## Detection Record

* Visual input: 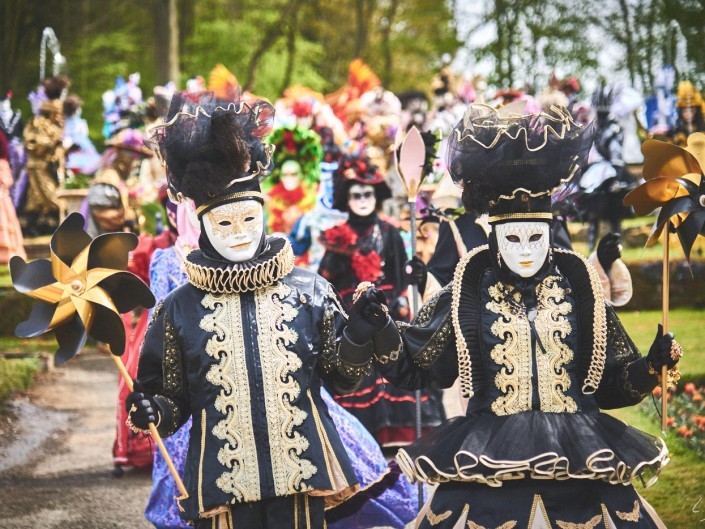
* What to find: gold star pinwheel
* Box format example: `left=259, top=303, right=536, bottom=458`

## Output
left=10, top=213, right=155, bottom=364
left=624, top=132, right=705, bottom=261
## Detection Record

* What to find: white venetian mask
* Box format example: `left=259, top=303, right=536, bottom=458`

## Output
left=494, top=221, right=550, bottom=278
left=348, top=183, right=376, bottom=217
left=202, top=199, right=264, bottom=263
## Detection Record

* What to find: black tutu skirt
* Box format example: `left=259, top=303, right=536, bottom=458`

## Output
left=397, top=411, right=668, bottom=487
left=414, top=478, right=666, bottom=529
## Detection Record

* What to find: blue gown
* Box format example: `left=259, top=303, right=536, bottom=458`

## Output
left=144, top=246, right=417, bottom=529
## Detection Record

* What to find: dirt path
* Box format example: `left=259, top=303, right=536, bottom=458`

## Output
left=0, top=351, right=153, bottom=528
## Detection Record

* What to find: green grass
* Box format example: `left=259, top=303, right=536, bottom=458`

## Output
left=0, top=357, right=38, bottom=411
left=0, top=264, right=11, bottom=288
left=609, top=308, right=705, bottom=529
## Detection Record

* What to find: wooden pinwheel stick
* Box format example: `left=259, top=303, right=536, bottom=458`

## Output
left=661, top=227, right=670, bottom=432
left=110, top=354, right=189, bottom=499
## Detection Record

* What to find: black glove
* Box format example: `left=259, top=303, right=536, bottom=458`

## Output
left=596, top=232, right=622, bottom=272
left=646, top=324, right=679, bottom=371
left=405, top=256, right=427, bottom=295
left=125, top=382, right=161, bottom=431
left=345, top=287, right=389, bottom=345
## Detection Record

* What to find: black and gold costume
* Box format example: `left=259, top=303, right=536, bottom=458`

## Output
left=370, top=246, right=668, bottom=528
left=137, top=237, right=363, bottom=524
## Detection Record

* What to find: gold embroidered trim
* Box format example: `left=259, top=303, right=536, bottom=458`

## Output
left=255, top=283, right=316, bottom=495
left=556, top=515, right=602, bottom=529
left=467, top=521, right=517, bottom=529
left=486, top=281, right=533, bottom=415
left=426, top=508, right=453, bottom=526
left=534, top=276, right=577, bottom=413
left=195, top=191, right=267, bottom=216
left=452, top=244, right=489, bottom=398
left=319, top=306, right=338, bottom=374
left=163, top=313, right=184, bottom=397
left=185, top=238, right=295, bottom=294
left=554, top=248, right=607, bottom=394
left=395, top=435, right=669, bottom=486
left=153, top=395, right=181, bottom=436
left=307, top=390, right=335, bottom=486
left=201, top=293, right=261, bottom=502
left=487, top=212, right=553, bottom=223
left=616, top=500, right=640, bottom=522
left=198, top=409, right=206, bottom=512
left=528, top=495, right=551, bottom=529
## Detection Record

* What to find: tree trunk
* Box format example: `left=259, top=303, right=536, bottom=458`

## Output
left=280, top=9, right=300, bottom=93
left=618, top=0, right=636, bottom=86
left=381, top=0, right=399, bottom=86
left=154, top=0, right=180, bottom=86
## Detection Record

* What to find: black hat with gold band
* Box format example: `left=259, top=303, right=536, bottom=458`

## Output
left=145, top=91, right=275, bottom=217
left=447, top=104, right=594, bottom=224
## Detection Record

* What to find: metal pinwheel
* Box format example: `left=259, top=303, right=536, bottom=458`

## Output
left=623, top=132, right=705, bottom=430
left=624, top=132, right=705, bottom=262
left=10, top=212, right=156, bottom=364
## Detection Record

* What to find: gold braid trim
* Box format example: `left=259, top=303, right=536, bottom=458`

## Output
left=554, top=248, right=607, bottom=394
left=616, top=500, right=640, bottom=522
left=184, top=239, right=295, bottom=294
left=452, top=244, right=489, bottom=399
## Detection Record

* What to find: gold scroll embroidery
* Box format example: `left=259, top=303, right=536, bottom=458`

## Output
left=616, top=501, right=640, bottom=522
left=556, top=515, right=602, bottom=529
left=255, top=282, right=316, bottom=495
left=487, top=281, right=533, bottom=415
left=201, top=293, right=261, bottom=502
left=534, top=276, right=577, bottom=413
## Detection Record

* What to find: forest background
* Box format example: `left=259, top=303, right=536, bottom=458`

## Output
left=1, top=0, right=705, bottom=143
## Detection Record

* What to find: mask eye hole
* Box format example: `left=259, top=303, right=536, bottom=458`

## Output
left=506, top=235, right=520, bottom=243
left=244, top=216, right=256, bottom=222
left=218, top=220, right=231, bottom=227
left=529, top=233, right=543, bottom=242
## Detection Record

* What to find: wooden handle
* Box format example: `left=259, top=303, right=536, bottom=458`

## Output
left=111, top=354, right=189, bottom=498
left=661, top=230, right=670, bottom=431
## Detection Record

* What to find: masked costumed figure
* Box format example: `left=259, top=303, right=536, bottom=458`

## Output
left=318, top=154, right=446, bottom=446
left=128, top=92, right=384, bottom=528
left=0, top=130, right=25, bottom=263
left=264, top=125, right=321, bottom=236
left=0, top=91, right=26, bottom=203
left=23, top=76, right=69, bottom=235
left=353, top=105, right=680, bottom=528
left=288, top=126, right=348, bottom=270
left=671, top=81, right=705, bottom=146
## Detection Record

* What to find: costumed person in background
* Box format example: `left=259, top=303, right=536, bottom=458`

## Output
left=288, top=126, right=348, bottom=270
left=0, top=130, right=26, bottom=263
left=263, top=125, right=320, bottom=237
left=129, top=92, right=379, bottom=528
left=0, top=91, right=26, bottom=203
left=84, top=128, right=153, bottom=237
left=579, top=83, right=634, bottom=250
left=353, top=105, right=680, bottom=528
left=23, top=75, right=69, bottom=235
left=144, top=197, right=201, bottom=529
left=102, top=73, right=144, bottom=139
left=113, top=188, right=179, bottom=477
left=62, top=94, right=100, bottom=175
left=318, top=153, right=446, bottom=446
left=671, top=81, right=705, bottom=146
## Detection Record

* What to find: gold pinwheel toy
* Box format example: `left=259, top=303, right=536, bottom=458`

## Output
left=10, top=213, right=156, bottom=364
left=624, top=132, right=705, bottom=262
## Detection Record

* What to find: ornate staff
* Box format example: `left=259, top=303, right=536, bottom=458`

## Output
left=624, top=132, right=705, bottom=429
left=10, top=213, right=189, bottom=498
left=392, top=126, right=439, bottom=506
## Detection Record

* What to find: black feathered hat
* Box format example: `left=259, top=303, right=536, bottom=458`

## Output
left=145, top=91, right=275, bottom=217
left=448, top=104, right=594, bottom=224
left=332, top=153, right=390, bottom=212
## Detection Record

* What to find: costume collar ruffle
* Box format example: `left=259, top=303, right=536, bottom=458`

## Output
left=184, top=236, right=295, bottom=294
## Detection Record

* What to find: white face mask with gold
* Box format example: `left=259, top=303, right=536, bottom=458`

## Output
left=495, top=221, right=550, bottom=278
left=202, top=200, right=264, bottom=263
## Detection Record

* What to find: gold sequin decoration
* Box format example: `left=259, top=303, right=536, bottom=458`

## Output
left=555, top=515, right=602, bottom=529
left=254, top=282, right=316, bottom=495
left=413, top=315, right=453, bottom=369
left=201, top=293, right=261, bottom=502
left=534, top=276, right=577, bottom=413
left=319, top=306, right=338, bottom=374
left=426, top=508, right=453, bottom=526
left=163, top=313, right=184, bottom=397
left=616, top=500, right=640, bottom=522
